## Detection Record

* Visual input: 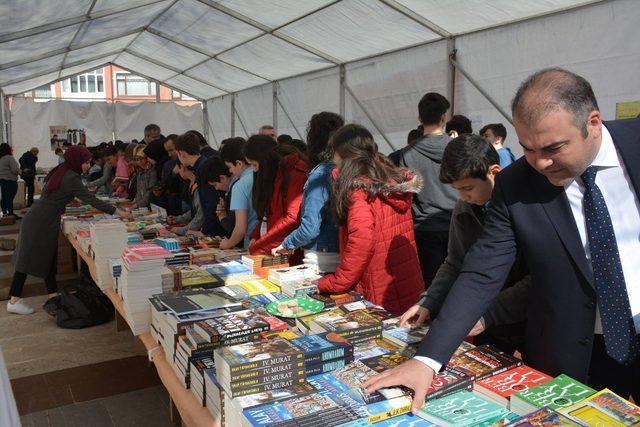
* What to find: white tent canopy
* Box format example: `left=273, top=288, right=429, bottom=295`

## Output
left=1, top=0, right=639, bottom=153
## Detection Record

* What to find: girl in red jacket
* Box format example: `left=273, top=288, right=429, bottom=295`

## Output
left=246, top=135, right=309, bottom=257
left=317, top=124, right=425, bottom=315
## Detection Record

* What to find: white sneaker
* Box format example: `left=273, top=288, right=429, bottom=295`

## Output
left=7, top=299, right=35, bottom=315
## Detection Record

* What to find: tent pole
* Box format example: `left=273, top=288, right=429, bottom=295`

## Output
left=155, top=82, right=160, bottom=103
left=450, top=57, right=513, bottom=125
left=272, top=83, right=278, bottom=133
left=339, top=65, right=345, bottom=118
left=232, top=97, right=249, bottom=137
left=202, top=102, right=209, bottom=143
left=230, top=95, right=236, bottom=137
left=275, top=96, right=303, bottom=140
left=446, top=38, right=456, bottom=119
left=0, top=90, right=6, bottom=145
left=202, top=102, right=218, bottom=147
left=343, top=83, right=394, bottom=152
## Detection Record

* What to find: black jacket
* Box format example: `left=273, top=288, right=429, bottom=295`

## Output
left=417, top=119, right=640, bottom=382
left=19, top=151, right=38, bottom=179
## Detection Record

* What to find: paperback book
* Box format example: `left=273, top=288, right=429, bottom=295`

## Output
left=290, top=332, right=353, bottom=365
left=505, top=407, right=581, bottom=426
left=559, top=388, right=640, bottom=426
left=510, top=374, right=596, bottom=416
left=447, top=344, right=522, bottom=381
left=417, top=390, right=508, bottom=427
left=475, top=365, right=553, bottom=407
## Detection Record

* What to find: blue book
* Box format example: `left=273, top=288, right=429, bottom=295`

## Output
left=290, top=332, right=354, bottom=364
left=340, top=412, right=439, bottom=426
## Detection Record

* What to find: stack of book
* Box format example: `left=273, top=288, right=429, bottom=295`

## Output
left=164, top=252, right=190, bottom=267
left=267, top=265, right=320, bottom=290
left=509, top=374, right=596, bottom=415
left=447, top=344, right=522, bottom=381
left=192, top=310, right=286, bottom=349
left=155, top=237, right=180, bottom=251
left=307, top=291, right=364, bottom=309
left=241, top=254, right=289, bottom=278
left=474, top=364, right=553, bottom=407
left=290, top=332, right=354, bottom=376
left=214, top=337, right=306, bottom=398
left=204, top=261, right=256, bottom=284
left=109, top=258, right=122, bottom=291
left=119, top=243, right=170, bottom=335
left=190, top=356, right=215, bottom=404
left=167, top=265, right=223, bottom=291
left=90, top=220, right=127, bottom=289
left=223, top=279, right=281, bottom=299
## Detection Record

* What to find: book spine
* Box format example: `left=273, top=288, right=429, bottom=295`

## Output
left=304, top=358, right=351, bottom=376
left=227, top=377, right=307, bottom=398
left=219, top=324, right=270, bottom=340
left=304, top=346, right=354, bottom=365
left=227, top=369, right=306, bottom=392
left=366, top=404, right=411, bottom=424
left=229, top=360, right=306, bottom=383
left=230, top=352, right=305, bottom=374
left=341, top=325, right=383, bottom=338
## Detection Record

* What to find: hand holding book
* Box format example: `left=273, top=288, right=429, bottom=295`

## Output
left=399, top=304, right=430, bottom=328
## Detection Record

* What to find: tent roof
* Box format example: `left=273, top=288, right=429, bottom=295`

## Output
left=0, top=0, right=601, bottom=99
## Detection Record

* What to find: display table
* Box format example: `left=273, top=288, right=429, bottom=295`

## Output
left=65, top=233, right=218, bottom=427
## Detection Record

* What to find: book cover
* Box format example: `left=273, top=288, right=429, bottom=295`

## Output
left=448, top=344, right=522, bottom=381
left=311, top=309, right=383, bottom=340
left=215, top=337, right=304, bottom=376
left=308, top=291, right=364, bottom=308
left=340, top=412, right=439, bottom=426
left=156, top=289, right=241, bottom=316
left=353, top=338, right=399, bottom=360
left=506, top=407, right=581, bottom=426
left=226, top=279, right=281, bottom=298
left=382, top=325, right=429, bottom=347
left=195, top=310, right=271, bottom=342
left=332, top=361, right=411, bottom=403
left=511, top=374, right=596, bottom=413
left=476, top=411, right=520, bottom=426
left=476, top=365, right=552, bottom=404
left=229, top=377, right=308, bottom=398
left=226, top=360, right=306, bottom=386
left=290, top=332, right=354, bottom=364
left=418, top=391, right=508, bottom=427
left=305, top=358, right=351, bottom=376
left=559, top=388, right=640, bottom=426
left=231, top=382, right=316, bottom=410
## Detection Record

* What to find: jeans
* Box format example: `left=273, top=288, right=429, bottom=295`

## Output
left=24, top=177, right=35, bottom=206
left=0, top=179, right=18, bottom=215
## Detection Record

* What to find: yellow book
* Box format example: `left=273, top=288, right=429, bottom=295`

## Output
left=559, top=388, right=640, bottom=426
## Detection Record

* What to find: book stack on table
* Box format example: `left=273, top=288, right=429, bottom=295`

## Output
left=90, top=220, right=127, bottom=289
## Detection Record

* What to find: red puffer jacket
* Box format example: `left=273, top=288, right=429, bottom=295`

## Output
left=318, top=172, right=425, bottom=315
left=249, top=153, right=308, bottom=255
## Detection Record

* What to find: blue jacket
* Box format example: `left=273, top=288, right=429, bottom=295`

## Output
left=194, top=155, right=223, bottom=236
left=282, top=162, right=338, bottom=252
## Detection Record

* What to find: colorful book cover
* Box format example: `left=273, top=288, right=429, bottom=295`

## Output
left=353, top=338, right=399, bottom=360
left=215, top=337, right=304, bottom=375
left=231, top=382, right=316, bottom=410
left=290, top=332, right=353, bottom=364
left=305, top=358, right=351, bottom=376
left=312, top=309, right=383, bottom=339
left=340, top=412, right=439, bottom=426
left=477, top=411, right=520, bottom=427
left=506, top=407, right=582, bottom=426
left=454, top=340, right=476, bottom=356
left=418, top=391, right=508, bottom=426
left=307, top=372, right=353, bottom=396
left=476, top=365, right=553, bottom=400
left=559, top=388, right=640, bottom=426
left=196, top=310, right=270, bottom=341
left=448, top=344, right=522, bottom=380
left=382, top=325, right=429, bottom=347
left=308, top=291, right=364, bottom=308
left=512, top=374, right=596, bottom=412
left=360, top=352, right=409, bottom=373
left=297, top=307, right=343, bottom=332
left=331, top=361, right=410, bottom=403
left=226, top=279, right=281, bottom=298
left=425, top=368, right=475, bottom=402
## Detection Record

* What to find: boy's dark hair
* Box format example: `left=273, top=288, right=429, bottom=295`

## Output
left=199, top=156, right=231, bottom=184
left=220, top=137, right=247, bottom=164
left=479, top=123, right=507, bottom=141
left=144, top=124, right=160, bottom=133
left=277, top=134, right=293, bottom=144
left=445, top=114, right=473, bottom=135
left=165, top=133, right=179, bottom=143
left=407, top=128, right=423, bottom=144
left=175, top=132, right=201, bottom=155
left=440, top=133, right=500, bottom=184
left=418, top=92, right=450, bottom=126
left=187, top=130, right=209, bottom=148
left=306, top=111, right=344, bottom=166
left=102, top=146, right=117, bottom=157
left=290, top=139, right=306, bottom=154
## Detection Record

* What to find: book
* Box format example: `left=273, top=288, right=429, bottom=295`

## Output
left=506, top=407, right=582, bottom=426
left=305, top=358, right=351, bottom=376
left=476, top=411, right=520, bottom=426
left=339, top=412, right=439, bottom=426
left=225, top=279, right=281, bottom=298
left=382, top=325, right=429, bottom=348
left=242, top=392, right=366, bottom=426
left=331, top=360, right=411, bottom=404
left=310, top=309, right=383, bottom=342
left=417, top=391, right=508, bottom=427
left=353, top=338, right=400, bottom=360
left=194, top=310, right=271, bottom=345
left=475, top=365, right=553, bottom=407
left=447, top=344, right=522, bottom=381
left=224, top=376, right=308, bottom=398
left=510, top=374, right=596, bottom=416
left=221, top=360, right=307, bottom=390
left=156, top=289, right=241, bottom=316
left=214, top=337, right=305, bottom=381
left=290, top=332, right=353, bottom=365
left=308, top=291, right=364, bottom=309
left=558, top=388, right=640, bottom=426
left=204, top=261, right=254, bottom=283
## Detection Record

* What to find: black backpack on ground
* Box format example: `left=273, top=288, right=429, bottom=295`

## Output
left=44, top=275, right=114, bottom=329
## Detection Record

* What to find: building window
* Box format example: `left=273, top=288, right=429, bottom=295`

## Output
left=34, top=85, right=52, bottom=98
left=171, top=90, right=196, bottom=101
left=116, top=73, right=156, bottom=96
left=62, top=68, right=104, bottom=94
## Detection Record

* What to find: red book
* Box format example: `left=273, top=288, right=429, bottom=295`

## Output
left=474, top=364, right=553, bottom=407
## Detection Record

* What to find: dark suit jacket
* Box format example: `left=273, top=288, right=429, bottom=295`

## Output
left=417, top=119, right=640, bottom=382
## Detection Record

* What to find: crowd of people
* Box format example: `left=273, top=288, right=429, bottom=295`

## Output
left=4, top=67, right=639, bottom=403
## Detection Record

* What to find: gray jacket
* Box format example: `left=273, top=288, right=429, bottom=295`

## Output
left=88, top=162, right=114, bottom=194
left=0, top=155, right=20, bottom=181
left=397, top=133, right=458, bottom=232
left=134, top=167, right=158, bottom=208
left=419, top=199, right=530, bottom=328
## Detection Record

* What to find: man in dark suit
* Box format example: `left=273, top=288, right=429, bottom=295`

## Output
left=364, top=68, right=640, bottom=413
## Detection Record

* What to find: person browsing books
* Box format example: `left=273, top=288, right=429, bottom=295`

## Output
left=364, top=68, right=640, bottom=410
left=316, top=124, right=424, bottom=316
left=7, top=146, right=132, bottom=315
left=271, top=112, right=342, bottom=274
left=399, top=134, right=531, bottom=354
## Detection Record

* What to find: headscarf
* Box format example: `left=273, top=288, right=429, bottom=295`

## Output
left=0, top=143, right=11, bottom=158
left=44, top=146, right=91, bottom=193
left=143, top=138, right=168, bottom=164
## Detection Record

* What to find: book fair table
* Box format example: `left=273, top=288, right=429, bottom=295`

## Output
left=66, top=233, right=218, bottom=427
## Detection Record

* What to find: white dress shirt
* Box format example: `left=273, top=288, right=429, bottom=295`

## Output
left=564, top=124, right=640, bottom=334
left=414, top=124, right=640, bottom=374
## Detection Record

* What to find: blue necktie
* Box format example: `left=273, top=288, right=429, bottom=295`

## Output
left=581, top=166, right=638, bottom=366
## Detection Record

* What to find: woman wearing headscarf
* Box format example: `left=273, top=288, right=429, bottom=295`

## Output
left=7, top=146, right=132, bottom=315
left=132, top=145, right=158, bottom=208
left=0, top=144, right=21, bottom=218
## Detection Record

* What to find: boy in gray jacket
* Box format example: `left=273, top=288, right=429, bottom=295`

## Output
left=400, top=133, right=529, bottom=354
